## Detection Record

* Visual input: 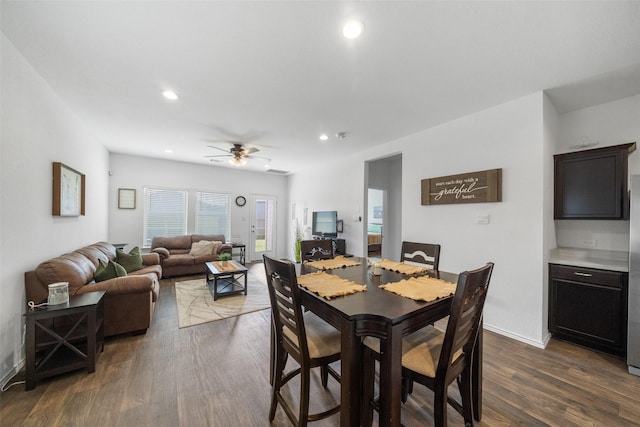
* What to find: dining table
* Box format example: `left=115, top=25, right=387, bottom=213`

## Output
left=296, top=257, right=483, bottom=427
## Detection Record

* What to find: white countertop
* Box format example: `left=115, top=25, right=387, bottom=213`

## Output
left=549, top=247, right=629, bottom=272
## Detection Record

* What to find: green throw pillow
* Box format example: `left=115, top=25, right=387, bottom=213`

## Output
left=94, top=259, right=128, bottom=282
left=116, top=246, right=144, bottom=273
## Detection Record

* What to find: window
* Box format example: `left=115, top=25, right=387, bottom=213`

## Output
left=143, top=187, right=187, bottom=247
left=195, top=191, right=230, bottom=237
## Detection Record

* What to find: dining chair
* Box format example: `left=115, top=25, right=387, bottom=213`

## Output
left=400, top=241, right=441, bottom=270
left=301, top=239, right=334, bottom=262
left=361, top=262, right=494, bottom=427
left=263, top=255, right=341, bottom=426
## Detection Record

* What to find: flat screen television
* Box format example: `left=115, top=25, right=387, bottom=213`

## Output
left=312, top=211, right=338, bottom=238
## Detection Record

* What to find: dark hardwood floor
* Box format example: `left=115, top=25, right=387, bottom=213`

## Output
left=2, top=263, right=640, bottom=426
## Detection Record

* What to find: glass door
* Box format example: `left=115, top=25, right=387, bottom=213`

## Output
left=250, top=195, right=277, bottom=262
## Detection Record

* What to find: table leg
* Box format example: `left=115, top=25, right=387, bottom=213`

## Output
left=25, top=317, right=36, bottom=391
left=87, top=306, right=96, bottom=373
left=340, top=319, right=361, bottom=427
left=378, top=324, right=403, bottom=427
left=244, top=271, right=248, bottom=295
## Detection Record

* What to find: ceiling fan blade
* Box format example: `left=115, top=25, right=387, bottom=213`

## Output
left=207, top=145, right=232, bottom=153
left=204, top=154, right=232, bottom=158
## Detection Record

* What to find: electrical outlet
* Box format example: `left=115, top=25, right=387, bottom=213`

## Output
left=476, top=214, right=490, bottom=224
left=583, top=239, right=597, bottom=248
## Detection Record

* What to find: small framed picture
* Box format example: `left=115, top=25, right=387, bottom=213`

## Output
left=52, top=162, right=85, bottom=216
left=118, top=188, right=136, bottom=209
left=336, top=219, right=343, bottom=233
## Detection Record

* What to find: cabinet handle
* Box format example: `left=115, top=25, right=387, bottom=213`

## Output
left=574, top=272, right=592, bottom=277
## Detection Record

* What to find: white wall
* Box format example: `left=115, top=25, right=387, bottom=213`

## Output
left=108, top=154, right=288, bottom=261
left=542, top=94, right=560, bottom=339
left=0, top=35, right=110, bottom=386
left=555, top=94, right=640, bottom=251
left=289, top=92, right=549, bottom=346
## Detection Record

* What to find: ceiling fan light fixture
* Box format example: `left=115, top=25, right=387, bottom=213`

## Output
left=229, top=157, right=246, bottom=167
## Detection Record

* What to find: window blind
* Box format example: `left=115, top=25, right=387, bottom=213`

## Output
left=143, top=187, right=187, bottom=247
left=195, top=191, right=230, bottom=237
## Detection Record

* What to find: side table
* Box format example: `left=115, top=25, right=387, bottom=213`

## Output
left=24, top=291, right=105, bottom=390
left=231, top=243, right=246, bottom=265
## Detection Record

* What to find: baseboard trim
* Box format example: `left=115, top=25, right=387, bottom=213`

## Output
left=483, top=324, right=548, bottom=349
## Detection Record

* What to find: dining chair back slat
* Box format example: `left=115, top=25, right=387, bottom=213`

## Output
left=400, top=241, right=441, bottom=270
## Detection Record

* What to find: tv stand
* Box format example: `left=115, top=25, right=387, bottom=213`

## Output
left=312, top=236, right=346, bottom=256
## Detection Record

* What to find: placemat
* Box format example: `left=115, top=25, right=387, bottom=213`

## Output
left=377, top=259, right=430, bottom=275
left=305, top=256, right=361, bottom=270
left=380, top=276, right=456, bottom=302
left=298, top=271, right=367, bottom=300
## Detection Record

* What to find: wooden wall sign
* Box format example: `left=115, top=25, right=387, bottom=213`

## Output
left=421, top=168, right=502, bottom=205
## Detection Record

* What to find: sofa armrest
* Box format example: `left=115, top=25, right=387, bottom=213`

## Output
left=142, top=252, right=160, bottom=266
left=76, top=276, right=156, bottom=297
left=151, top=247, right=170, bottom=261
left=219, top=244, right=232, bottom=255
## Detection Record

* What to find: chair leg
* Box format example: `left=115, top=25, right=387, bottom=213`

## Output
left=321, top=365, right=328, bottom=388
left=433, top=386, right=448, bottom=427
left=270, top=345, right=287, bottom=421
left=458, top=369, right=474, bottom=426
left=299, top=366, right=311, bottom=427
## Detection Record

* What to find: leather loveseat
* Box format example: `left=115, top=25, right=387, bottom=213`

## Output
left=24, top=242, right=161, bottom=336
left=151, top=234, right=233, bottom=277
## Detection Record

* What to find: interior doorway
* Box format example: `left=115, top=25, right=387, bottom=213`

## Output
left=367, top=188, right=384, bottom=258
left=365, top=154, right=402, bottom=260
left=250, top=195, right=277, bottom=262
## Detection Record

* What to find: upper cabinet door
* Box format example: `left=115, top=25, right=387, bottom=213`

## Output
left=554, top=142, right=636, bottom=220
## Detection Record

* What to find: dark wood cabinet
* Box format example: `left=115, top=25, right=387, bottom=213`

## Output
left=549, top=264, right=627, bottom=356
left=554, top=142, right=635, bottom=219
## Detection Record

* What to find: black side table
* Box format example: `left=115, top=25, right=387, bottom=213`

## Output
left=24, top=291, right=105, bottom=390
left=231, top=243, right=246, bottom=265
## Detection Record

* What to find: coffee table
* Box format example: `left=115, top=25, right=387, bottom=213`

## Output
left=205, top=260, right=249, bottom=301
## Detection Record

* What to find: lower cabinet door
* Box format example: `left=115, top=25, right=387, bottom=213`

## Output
left=549, top=273, right=627, bottom=356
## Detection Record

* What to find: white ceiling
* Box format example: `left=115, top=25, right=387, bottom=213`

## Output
left=3, top=1, right=640, bottom=174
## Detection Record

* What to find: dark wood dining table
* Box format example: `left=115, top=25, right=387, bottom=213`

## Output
left=297, top=258, right=482, bottom=427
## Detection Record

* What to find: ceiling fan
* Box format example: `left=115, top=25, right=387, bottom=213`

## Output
left=204, top=143, right=269, bottom=167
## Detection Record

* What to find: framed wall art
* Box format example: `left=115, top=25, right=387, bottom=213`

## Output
left=52, top=162, right=85, bottom=216
left=421, top=168, right=502, bottom=206
left=118, top=188, right=136, bottom=209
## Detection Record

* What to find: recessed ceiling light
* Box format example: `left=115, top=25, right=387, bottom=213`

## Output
left=164, top=149, right=173, bottom=153
left=343, top=20, right=364, bottom=39
left=319, top=134, right=329, bottom=141
left=162, top=90, right=179, bottom=100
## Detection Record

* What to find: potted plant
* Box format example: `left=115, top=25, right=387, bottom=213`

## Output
left=294, top=220, right=302, bottom=263
left=219, top=252, right=232, bottom=266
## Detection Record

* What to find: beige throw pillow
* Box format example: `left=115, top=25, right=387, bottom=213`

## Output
left=190, top=240, right=215, bottom=256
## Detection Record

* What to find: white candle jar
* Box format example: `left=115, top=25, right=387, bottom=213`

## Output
left=48, top=282, right=69, bottom=305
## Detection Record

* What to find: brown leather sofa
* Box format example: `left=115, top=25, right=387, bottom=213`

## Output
left=24, top=242, right=161, bottom=336
left=151, top=234, right=233, bottom=277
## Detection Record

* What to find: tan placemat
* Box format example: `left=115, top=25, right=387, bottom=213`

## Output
left=212, top=261, right=242, bottom=272
left=380, top=276, right=456, bottom=302
left=298, top=271, right=367, bottom=300
left=377, top=259, right=430, bottom=275
left=305, top=256, right=361, bottom=270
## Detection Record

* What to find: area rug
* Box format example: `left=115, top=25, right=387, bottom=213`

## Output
left=174, top=276, right=270, bottom=328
